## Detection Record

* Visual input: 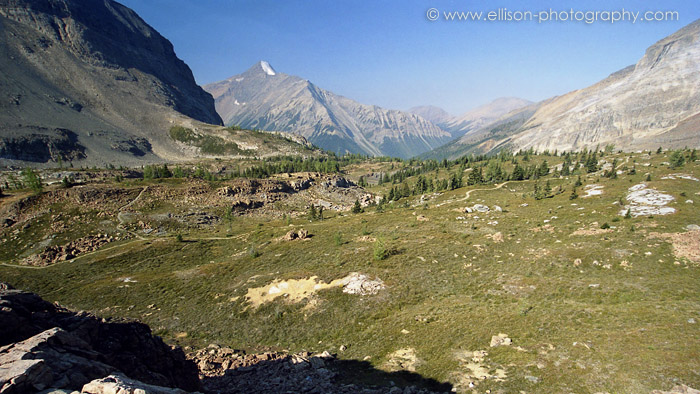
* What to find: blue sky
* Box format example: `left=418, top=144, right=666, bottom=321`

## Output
left=118, top=0, right=698, bottom=115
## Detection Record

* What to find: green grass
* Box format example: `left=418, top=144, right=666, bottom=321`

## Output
left=170, top=126, right=247, bottom=155
left=1, top=152, right=699, bottom=392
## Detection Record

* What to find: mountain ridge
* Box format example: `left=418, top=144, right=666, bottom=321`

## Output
left=204, top=62, right=453, bottom=158
left=0, top=0, right=265, bottom=167
left=423, top=18, right=700, bottom=159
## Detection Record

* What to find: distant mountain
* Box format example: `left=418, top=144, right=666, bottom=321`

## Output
left=423, top=18, right=700, bottom=160
left=443, top=97, right=533, bottom=139
left=420, top=103, right=542, bottom=160
left=407, top=105, right=453, bottom=126
left=506, top=19, right=700, bottom=153
left=0, top=0, right=234, bottom=167
left=204, top=62, right=452, bottom=158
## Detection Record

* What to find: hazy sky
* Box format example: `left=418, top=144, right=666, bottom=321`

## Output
left=117, top=0, right=698, bottom=115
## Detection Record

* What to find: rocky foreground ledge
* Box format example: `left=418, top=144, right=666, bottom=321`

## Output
left=0, top=284, right=447, bottom=394
left=0, top=283, right=199, bottom=393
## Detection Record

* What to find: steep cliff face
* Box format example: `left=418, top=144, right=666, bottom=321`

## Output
left=508, top=19, right=700, bottom=153
left=0, top=0, right=223, bottom=167
left=205, top=62, right=452, bottom=158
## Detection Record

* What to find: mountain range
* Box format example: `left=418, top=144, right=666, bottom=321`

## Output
left=428, top=19, right=700, bottom=159
left=204, top=62, right=452, bottom=158
left=0, top=0, right=698, bottom=166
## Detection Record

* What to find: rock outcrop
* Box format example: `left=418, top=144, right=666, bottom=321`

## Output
left=0, top=284, right=200, bottom=392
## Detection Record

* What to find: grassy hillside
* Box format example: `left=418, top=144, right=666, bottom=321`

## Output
left=1, top=149, right=699, bottom=393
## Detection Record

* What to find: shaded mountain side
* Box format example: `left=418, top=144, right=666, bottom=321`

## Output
left=0, top=0, right=223, bottom=167
left=204, top=62, right=452, bottom=158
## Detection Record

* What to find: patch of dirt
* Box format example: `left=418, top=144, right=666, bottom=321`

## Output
left=384, top=348, right=422, bottom=372
left=451, top=349, right=507, bottom=391
left=486, top=232, right=504, bottom=243
left=531, top=224, right=554, bottom=233
left=649, top=230, right=700, bottom=263
left=490, top=333, right=512, bottom=347
left=571, top=227, right=614, bottom=236
left=244, top=272, right=384, bottom=308
left=356, top=235, right=377, bottom=242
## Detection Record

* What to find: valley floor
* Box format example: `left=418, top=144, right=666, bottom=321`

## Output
left=1, top=152, right=699, bottom=393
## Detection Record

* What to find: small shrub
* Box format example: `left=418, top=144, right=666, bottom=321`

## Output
left=334, top=232, right=343, bottom=246
left=21, top=168, right=43, bottom=193
left=176, top=234, right=183, bottom=242
left=352, top=200, right=362, bottom=214
left=569, top=187, right=578, bottom=200
left=248, top=246, right=261, bottom=258
left=308, top=204, right=318, bottom=220
left=373, top=238, right=387, bottom=261
left=669, top=151, right=685, bottom=169
left=600, top=222, right=611, bottom=229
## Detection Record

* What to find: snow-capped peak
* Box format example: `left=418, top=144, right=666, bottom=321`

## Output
left=260, top=61, right=276, bottom=76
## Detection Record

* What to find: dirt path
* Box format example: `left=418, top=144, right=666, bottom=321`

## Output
left=435, top=181, right=511, bottom=207
left=116, top=186, right=150, bottom=239
left=119, top=186, right=149, bottom=211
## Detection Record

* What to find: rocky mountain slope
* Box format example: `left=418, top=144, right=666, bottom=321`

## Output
left=204, top=62, right=452, bottom=158
left=507, top=19, right=700, bottom=153
left=442, top=97, right=533, bottom=140
left=425, top=18, right=700, bottom=160
left=0, top=0, right=235, bottom=167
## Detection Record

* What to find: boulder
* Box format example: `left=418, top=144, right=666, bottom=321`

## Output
left=472, top=204, right=490, bottom=213
left=652, top=385, right=700, bottom=394
left=282, top=230, right=298, bottom=241
left=81, top=373, right=189, bottom=394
